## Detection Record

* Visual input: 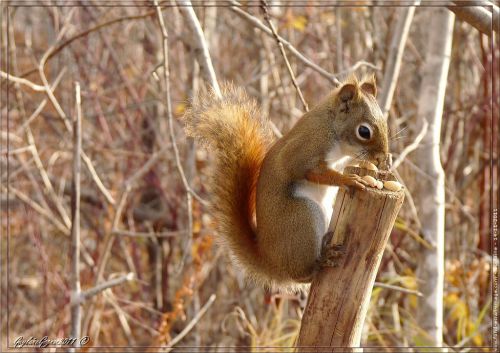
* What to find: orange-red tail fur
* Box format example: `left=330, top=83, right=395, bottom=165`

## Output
left=182, top=84, right=275, bottom=283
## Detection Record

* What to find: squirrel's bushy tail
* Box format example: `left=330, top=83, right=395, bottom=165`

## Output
left=182, top=84, right=275, bottom=284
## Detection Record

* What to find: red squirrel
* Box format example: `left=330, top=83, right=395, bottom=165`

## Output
left=183, top=75, right=389, bottom=289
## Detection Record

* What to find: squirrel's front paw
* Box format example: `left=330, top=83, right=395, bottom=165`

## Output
left=341, top=173, right=368, bottom=190
left=320, top=244, right=346, bottom=268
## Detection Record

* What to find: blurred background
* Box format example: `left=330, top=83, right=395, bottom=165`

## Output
left=1, top=1, right=498, bottom=351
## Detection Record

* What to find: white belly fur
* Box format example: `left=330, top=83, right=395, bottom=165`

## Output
left=294, top=182, right=338, bottom=227
left=294, top=146, right=352, bottom=228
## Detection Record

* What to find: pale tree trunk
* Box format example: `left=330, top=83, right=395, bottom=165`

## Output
left=414, top=8, right=454, bottom=347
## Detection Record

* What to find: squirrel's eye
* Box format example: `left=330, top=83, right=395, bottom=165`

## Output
left=356, top=124, right=372, bottom=141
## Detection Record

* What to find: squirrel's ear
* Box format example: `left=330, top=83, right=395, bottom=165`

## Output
left=338, top=83, right=357, bottom=102
left=361, top=75, right=377, bottom=97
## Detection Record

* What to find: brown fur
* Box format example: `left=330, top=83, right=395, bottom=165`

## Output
left=182, top=84, right=275, bottom=285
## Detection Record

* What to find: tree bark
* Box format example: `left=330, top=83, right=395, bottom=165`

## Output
left=414, top=8, right=454, bottom=347
left=297, top=167, right=404, bottom=352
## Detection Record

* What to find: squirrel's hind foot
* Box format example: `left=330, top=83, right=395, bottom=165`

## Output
left=320, top=244, right=347, bottom=267
left=319, top=231, right=346, bottom=268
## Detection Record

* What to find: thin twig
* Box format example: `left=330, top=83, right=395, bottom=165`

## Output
left=163, top=294, right=217, bottom=351
left=19, top=11, right=157, bottom=78
left=96, top=143, right=185, bottom=284
left=260, top=0, right=309, bottom=112
left=112, top=229, right=184, bottom=238
left=6, top=64, right=114, bottom=205
left=80, top=152, right=116, bottom=205
left=126, top=146, right=170, bottom=195
left=401, top=158, right=477, bottom=225
left=391, top=119, right=428, bottom=171
left=335, top=60, right=380, bottom=78
left=26, top=127, right=72, bottom=229
left=79, top=73, right=168, bottom=332
left=114, top=297, right=164, bottom=317
left=177, top=0, right=283, bottom=138
left=1, top=131, right=23, bottom=143
left=105, top=290, right=159, bottom=337
left=0, top=70, right=46, bottom=91
left=33, top=11, right=115, bottom=206
left=77, top=273, right=135, bottom=304
left=156, top=0, right=196, bottom=273
left=391, top=169, right=422, bottom=231
left=70, top=82, right=83, bottom=348
left=378, top=2, right=419, bottom=117
left=0, top=145, right=33, bottom=155
left=374, top=282, right=423, bottom=297
left=177, top=0, right=222, bottom=96
left=16, top=68, right=66, bottom=134
left=4, top=25, right=68, bottom=229
left=37, top=10, right=75, bottom=132
left=103, top=290, right=134, bottom=344
left=229, top=0, right=342, bottom=85
left=3, top=185, right=69, bottom=235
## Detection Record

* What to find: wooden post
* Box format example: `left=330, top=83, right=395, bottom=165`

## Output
left=297, top=166, right=404, bottom=352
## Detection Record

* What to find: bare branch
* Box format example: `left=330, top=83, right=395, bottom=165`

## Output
left=390, top=120, right=429, bottom=171
left=374, top=282, right=423, bottom=297
left=80, top=152, right=116, bottom=205
left=37, top=10, right=76, bottom=133
left=156, top=0, right=198, bottom=274
left=175, top=0, right=284, bottom=138
left=4, top=68, right=115, bottom=207
left=0, top=70, right=46, bottom=91
left=77, top=273, right=135, bottom=304
left=378, top=2, right=419, bottom=117
left=32, top=11, right=115, bottom=206
left=336, top=60, right=380, bottom=78
left=0, top=145, right=33, bottom=155
left=16, top=68, right=66, bottom=134
left=26, top=128, right=72, bottom=229
left=176, top=0, right=222, bottom=96
left=70, top=82, right=83, bottom=347
left=103, top=290, right=134, bottom=343
left=3, top=185, right=69, bottom=235
left=19, top=11, right=157, bottom=78
left=162, top=294, right=217, bottom=351
left=1, top=61, right=72, bottom=234
left=229, top=0, right=341, bottom=86
left=448, top=1, right=497, bottom=35
left=260, top=0, right=309, bottom=112
left=95, top=143, right=177, bottom=284
left=112, top=229, right=184, bottom=238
